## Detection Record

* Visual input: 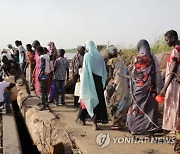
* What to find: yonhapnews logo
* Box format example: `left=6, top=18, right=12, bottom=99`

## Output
left=96, top=132, right=175, bottom=148
left=96, top=132, right=111, bottom=148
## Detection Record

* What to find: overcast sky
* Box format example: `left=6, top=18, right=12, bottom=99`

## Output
left=0, top=0, right=179, bottom=49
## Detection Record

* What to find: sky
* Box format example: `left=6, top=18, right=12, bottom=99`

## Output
left=0, top=0, right=180, bottom=49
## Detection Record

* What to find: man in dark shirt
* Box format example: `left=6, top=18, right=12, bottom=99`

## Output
left=54, top=49, right=69, bottom=105
left=71, top=46, right=85, bottom=107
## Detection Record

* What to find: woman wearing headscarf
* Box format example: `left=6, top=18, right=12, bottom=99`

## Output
left=127, top=39, right=162, bottom=135
left=105, top=45, right=130, bottom=130
left=80, top=40, right=108, bottom=130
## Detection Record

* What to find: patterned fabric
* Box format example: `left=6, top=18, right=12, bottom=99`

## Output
left=26, top=50, right=35, bottom=65
left=127, top=40, right=159, bottom=135
left=72, top=53, right=84, bottom=79
left=151, top=54, right=163, bottom=93
left=54, top=57, right=69, bottom=80
left=133, top=55, right=154, bottom=88
left=106, top=56, right=129, bottom=127
left=163, top=46, right=180, bottom=131
left=34, top=52, right=40, bottom=95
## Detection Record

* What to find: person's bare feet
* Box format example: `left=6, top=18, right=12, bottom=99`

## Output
left=76, top=120, right=86, bottom=126
left=93, top=123, right=100, bottom=130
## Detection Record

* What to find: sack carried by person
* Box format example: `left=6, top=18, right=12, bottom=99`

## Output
left=74, top=82, right=80, bottom=96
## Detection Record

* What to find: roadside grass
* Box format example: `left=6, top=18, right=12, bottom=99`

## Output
left=65, top=48, right=76, bottom=53
left=64, top=38, right=171, bottom=68
left=119, top=38, right=171, bottom=67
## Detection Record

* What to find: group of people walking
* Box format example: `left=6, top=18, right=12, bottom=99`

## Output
left=0, top=29, right=179, bottom=152
left=72, top=30, right=180, bottom=152
left=0, top=40, right=69, bottom=111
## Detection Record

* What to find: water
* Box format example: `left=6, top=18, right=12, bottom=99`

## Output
left=64, top=53, right=76, bottom=59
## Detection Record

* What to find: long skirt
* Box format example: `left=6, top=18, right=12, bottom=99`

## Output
left=127, top=83, right=158, bottom=135
left=77, top=73, right=108, bottom=124
left=92, top=73, right=108, bottom=123
left=162, top=80, right=180, bottom=131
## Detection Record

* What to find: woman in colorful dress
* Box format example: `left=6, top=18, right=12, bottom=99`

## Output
left=26, top=44, right=35, bottom=90
left=158, top=30, right=180, bottom=153
left=80, top=40, right=108, bottom=130
left=161, top=30, right=180, bottom=132
left=32, top=40, right=41, bottom=95
left=127, top=39, right=162, bottom=135
left=105, top=45, right=129, bottom=130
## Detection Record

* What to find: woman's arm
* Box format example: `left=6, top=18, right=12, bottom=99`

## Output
left=160, top=59, right=178, bottom=96
left=105, top=65, right=113, bottom=86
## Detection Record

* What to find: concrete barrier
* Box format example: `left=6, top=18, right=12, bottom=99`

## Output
left=15, top=77, right=73, bottom=154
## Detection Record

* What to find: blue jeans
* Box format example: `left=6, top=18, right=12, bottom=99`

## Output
left=4, top=92, right=11, bottom=110
left=54, top=80, right=65, bottom=104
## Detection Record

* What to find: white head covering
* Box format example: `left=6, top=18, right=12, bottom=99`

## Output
left=85, top=40, right=107, bottom=86
left=80, top=40, right=107, bottom=117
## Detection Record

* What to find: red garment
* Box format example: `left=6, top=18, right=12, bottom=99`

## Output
left=27, top=50, right=35, bottom=64
left=167, top=47, right=180, bottom=63
left=34, top=53, right=50, bottom=95
left=80, top=99, right=86, bottom=109
left=34, top=53, right=40, bottom=95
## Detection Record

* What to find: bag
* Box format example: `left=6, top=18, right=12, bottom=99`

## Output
left=48, top=82, right=56, bottom=100
left=38, top=74, right=48, bottom=81
left=74, top=82, right=80, bottom=96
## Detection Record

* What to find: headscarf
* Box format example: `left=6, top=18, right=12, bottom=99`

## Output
left=132, top=40, right=153, bottom=85
left=137, top=40, right=162, bottom=92
left=137, top=39, right=151, bottom=57
left=80, top=40, right=107, bottom=117
left=107, top=45, right=118, bottom=58
left=47, top=42, right=58, bottom=56
left=85, top=41, right=107, bottom=86
left=132, top=39, right=162, bottom=93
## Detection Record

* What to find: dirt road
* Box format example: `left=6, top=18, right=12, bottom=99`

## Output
left=47, top=94, right=175, bottom=154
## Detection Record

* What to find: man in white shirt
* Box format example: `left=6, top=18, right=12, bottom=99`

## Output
left=0, top=76, right=15, bottom=113
left=7, top=44, right=19, bottom=63
left=15, top=40, right=27, bottom=76
left=1, top=49, right=13, bottom=61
